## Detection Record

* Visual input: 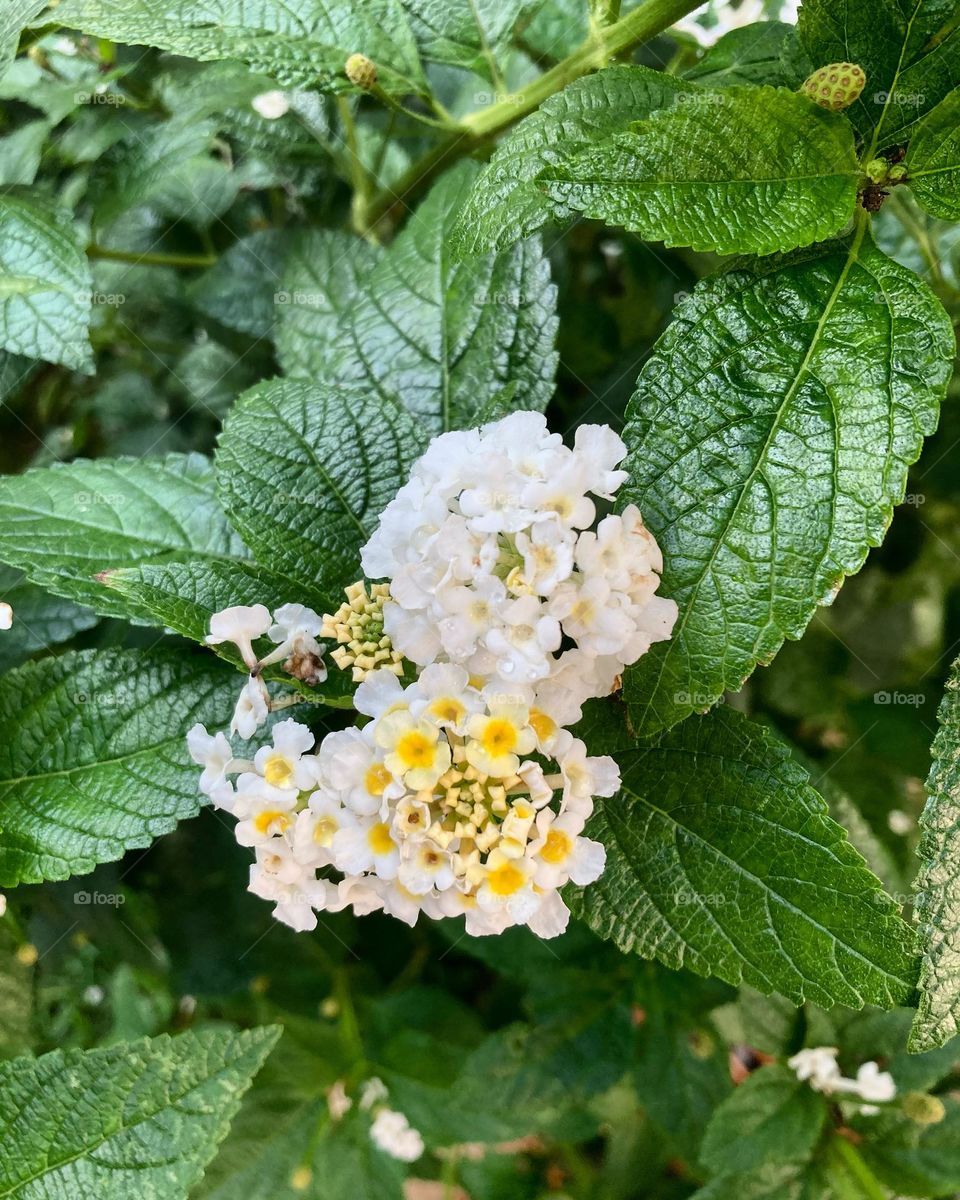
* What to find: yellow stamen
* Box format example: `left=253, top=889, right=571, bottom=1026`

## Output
left=263, top=753, right=294, bottom=788
left=368, top=822, right=396, bottom=856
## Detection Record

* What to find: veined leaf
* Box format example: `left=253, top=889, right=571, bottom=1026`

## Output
left=274, top=229, right=383, bottom=379
left=279, top=165, right=559, bottom=433
left=798, top=0, right=960, bottom=148
left=0, top=648, right=241, bottom=886
left=400, top=0, right=524, bottom=77
left=450, top=65, right=695, bottom=257
left=540, top=85, right=860, bottom=256
left=0, top=452, right=249, bottom=622
left=569, top=706, right=919, bottom=1009
left=685, top=22, right=799, bottom=89
left=0, top=1026, right=280, bottom=1197
left=911, top=654, right=960, bottom=1051
left=0, top=0, right=47, bottom=69
left=215, top=379, right=426, bottom=594
left=621, top=232, right=954, bottom=736
left=40, top=0, right=427, bottom=94
left=905, top=86, right=960, bottom=219
left=191, top=229, right=288, bottom=337
left=0, top=195, right=92, bottom=372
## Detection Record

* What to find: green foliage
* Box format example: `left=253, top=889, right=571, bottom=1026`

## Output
left=0, top=2, right=958, bottom=1197
left=541, top=86, right=860, bottom=255
left=0, top=1026, right=279, bottom=1197
left=620, top=234, right=953, bottom=735
left=0, top=648, right=242, bottom=885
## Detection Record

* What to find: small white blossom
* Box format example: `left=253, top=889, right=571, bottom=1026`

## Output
left=369, top=1108, right=424, bottom=1162
left=207, top=604, right=271, bottom=668
left=251, top=89, right=290, bottom=119
left=0, top=603, right=11, bottom=631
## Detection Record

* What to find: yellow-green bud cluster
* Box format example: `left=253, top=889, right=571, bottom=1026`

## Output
left=322, top=581, right=404, bottom=681
left=800, top=62, right=866, bottom=111
left=345, top=53, right=378, bottom=90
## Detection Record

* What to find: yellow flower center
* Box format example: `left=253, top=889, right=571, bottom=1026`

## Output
left=528, top=708, right=556, bottom=743
left=396, top=730, right=436, bottom=769
left=368, top=822, right=396, bottom=856
left=314, top=816, right=338, bottom=846
left=481, top=718, right=517, bottom=757
left=253, top=809, right=291, bottom=835
left=487, top=861, right=526, bottom=896
left=429, top=697, right=466, bottom=725
left=263, top=753, right=294, bottom=788
left=541, top=829, right=572, bottom=864
left=365, top=763, right=393, bottom=796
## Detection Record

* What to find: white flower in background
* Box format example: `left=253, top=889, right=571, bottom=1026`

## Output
left=0, top=603, right=11, bottom=631
left=251, top=89, right=290, bottom=119
left=672, top=0, right=800, bottom=47
left=189, top=414, right=674, bottom=937
left=788, top=1047, right=896, bottom=1111
left=369, top=1108, right=424, bottom=1162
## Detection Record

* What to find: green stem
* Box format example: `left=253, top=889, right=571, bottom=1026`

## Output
left=359, top=0, right=703, bottom=232
left=86, top=244, right=216, bottom=269
left=828, top=1136, right=888, bottom=1200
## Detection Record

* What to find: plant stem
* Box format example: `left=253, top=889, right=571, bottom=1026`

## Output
left=828, top=1136, right=888, bottom=1200
left=358, top=0, right=703, bottom=232
left=86, top=244, right=217, bottom=268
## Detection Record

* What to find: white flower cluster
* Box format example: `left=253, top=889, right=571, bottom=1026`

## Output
left=361, top=411, right=677, bottom=726
left=788, top=1047, right=896, bottom=1113
left=326, top=1077, right=425, bottom=1163
left=187, top=414, right=677, bottom=938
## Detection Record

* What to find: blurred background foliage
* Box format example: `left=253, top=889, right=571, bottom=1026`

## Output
left=2, top=1, right=960, bottom=1196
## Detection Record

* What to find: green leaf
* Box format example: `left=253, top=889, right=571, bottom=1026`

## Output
left=621, top=233, right=954, bottom=736
left=0, top=452, right=249, bottom=623
left=191, top=230, right=288, bottom=337
left=0, top=647, right=241, bottom=886
left=0, top=196, right=93, bottom=372
left=540, top=85, right=859, bottom=256
left=41, top=0, right=427, bottom=94
left=690, top=1157, right=836, bottom=1200
left=700, top=1065, right=828, bottom=1177
left=0, top=924, right=33, bottom=1060
left=400, top=0, right=524, bottom=76
left=274, top=229, right=383, bottom=379
left=0, top=1025, right=280, bottom=1197
left=685, top=22, right=799, bottom=88
left=797, top=0, right=960, bottom=148
left=0, top=565, right=98, bottom=673
left=911, top=653, right=960, bottom=1051
left=450, top=65, right=694, bottom=257
left=0, top=119, right=50, bottom=187
left=0, top=0, right=47, bottom=69
left=215, top=379, right=426, bottom=594
left=279, top=165, right=559, bottom=433
left=905, top=85, right=960, bottom=219
left=568, top=706, right=919, bottom=1008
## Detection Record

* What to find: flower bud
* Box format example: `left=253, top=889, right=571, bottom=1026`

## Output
left=902, top=1092, right=947, bottom=1125
left=800, top=63, right=866, bottom=112
left=345, top=53, right=378, bottom=90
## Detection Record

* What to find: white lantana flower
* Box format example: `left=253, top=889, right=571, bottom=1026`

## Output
left=206, top=604, right=271, bottom=668
left=788, top=1047, right=896, bottom=1111
left=251, top=89, right=290, bottom=119
left=0, top=603, right=11, bottom=631
left=370, top=1109, right=425, bottom=1161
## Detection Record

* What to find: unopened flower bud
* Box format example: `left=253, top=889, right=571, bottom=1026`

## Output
left=345, top=53, right=378, bottom=90
left=865, top=158, right=889, bottom=184
left=800, top=63, right=866, bottom=111
left=902, top=1092, right=946, bottom=1125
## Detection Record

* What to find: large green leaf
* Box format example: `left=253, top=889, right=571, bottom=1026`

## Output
left=0, top=1026, right=280, bottom=1198
left=274, top=229, right=383, bottom=379
left=621, top=233, right=954, bottom=736
left=40, top=0, right=427, bottom=93
left=0, top=452, right=249, bottom=622
left=700, top=1065, right=828, bottom=1177
left=0, top=0, right=47, bottom=69
left=569, top=706, right=919, bottom=1008
left=400, top=0, right=524, bottom=76
left=798, top=0, right=960, bottom=148
left=0, top=196, right=92, bottom=372
left=684, top=22, right=799, bottom=88
left=540, top=85, right=859, bottom=256
left=905, top=86, right=960, bottom=219
left=450, top=65, right=694, bottom=257
left=278, top=165, right=558, bottom=433
left=191, top=230, right=288, bottom=338
left=911, top=653, right=960, bottom=1051
left=0, top=648, right=241, bottom=886
left=215, top=379, right=426, bottom=594
left=857, top=1100, right=960, bottom=1197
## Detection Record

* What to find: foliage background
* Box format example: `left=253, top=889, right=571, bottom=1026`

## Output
left=1, top=0, right=960, bottom=1197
